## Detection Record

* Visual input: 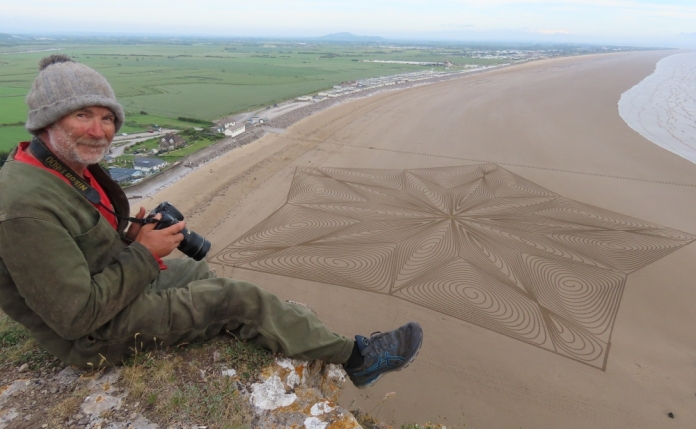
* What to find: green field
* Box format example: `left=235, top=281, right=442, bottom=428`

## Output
left=0, top=86, right=28, bottom=125
left=0, top=38, right=518, bottom=159
left=123, top=114, right=212, bottom=131
left=0, top=80, right=30, bottom=149
left=0, top=41, right=504, bottom=126
left=0, top=126, right=31, bottom=151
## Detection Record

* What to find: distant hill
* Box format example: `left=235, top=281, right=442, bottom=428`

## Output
left=0, top=34, right=19, bottom=46
left=315, top=32, right=387, bottom=43
left=0, top=33, right=36, bottom=45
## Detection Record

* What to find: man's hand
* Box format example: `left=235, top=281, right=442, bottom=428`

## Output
left=134, top=213, right=186, bottom=258
left=125, top=206, right=147, bottom=242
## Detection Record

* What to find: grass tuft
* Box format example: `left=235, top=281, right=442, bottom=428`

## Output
left=0, top=312, right=59, bottom=370
left=0, top=311, right=270, bottom=428
left=119, top=336, right=272, bottom=428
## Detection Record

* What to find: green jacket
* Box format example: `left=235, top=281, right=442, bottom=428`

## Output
left=0, top=147, right=160, bottom=365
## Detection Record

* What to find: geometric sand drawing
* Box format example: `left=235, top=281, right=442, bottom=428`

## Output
left=211, top=165, right=695, bottom=369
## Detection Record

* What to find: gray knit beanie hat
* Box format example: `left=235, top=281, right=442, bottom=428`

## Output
left=25, top=54, right=125, bottom=135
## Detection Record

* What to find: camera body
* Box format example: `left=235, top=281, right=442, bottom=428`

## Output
left=149, top=202, right=211, bottom=261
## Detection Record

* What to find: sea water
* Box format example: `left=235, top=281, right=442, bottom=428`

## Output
left=618, top=52, right=696, bottom=164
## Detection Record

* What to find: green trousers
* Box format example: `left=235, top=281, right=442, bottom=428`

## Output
left=67, top=259, right=354, bottom=368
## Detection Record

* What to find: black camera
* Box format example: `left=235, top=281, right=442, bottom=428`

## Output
left=148, top=202, right=211, bottom=261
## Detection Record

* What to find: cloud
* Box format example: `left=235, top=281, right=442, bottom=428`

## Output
left=529, top=29, right=571, bottom=35
left=2, top=0, right=695, bottom=43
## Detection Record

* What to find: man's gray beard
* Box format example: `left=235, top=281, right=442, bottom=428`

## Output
left=48, top=125, right=111, bottom=167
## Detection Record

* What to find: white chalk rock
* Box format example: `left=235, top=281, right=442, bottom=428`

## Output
left=310, top=401, right=335, bottom=416
left=250, top=375, right=297, bottom=410
left=247, top=357, right=361, bottom=429
left=221, top=369, right=237, bottom=378
left=304, top=416, right=328, bottom=429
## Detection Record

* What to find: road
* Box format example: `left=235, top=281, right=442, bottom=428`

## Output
left=256, top=101, right=313, bottom=121
left=234, top=100, right=313, bottom=125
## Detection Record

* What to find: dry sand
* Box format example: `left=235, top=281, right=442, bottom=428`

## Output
left=139, top=51, right=696, bottom=428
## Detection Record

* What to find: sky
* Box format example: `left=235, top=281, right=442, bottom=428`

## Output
left=2, top=0, right=696, bottom=47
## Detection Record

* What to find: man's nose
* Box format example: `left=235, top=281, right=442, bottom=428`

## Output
left=86, top=119, right=107, bottom=138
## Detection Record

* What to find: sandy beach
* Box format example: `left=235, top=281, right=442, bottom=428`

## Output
left=138, top=51, right=696, bottom=428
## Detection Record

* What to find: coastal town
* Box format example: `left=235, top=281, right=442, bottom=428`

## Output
left=106, top=64, right=505, bottom=189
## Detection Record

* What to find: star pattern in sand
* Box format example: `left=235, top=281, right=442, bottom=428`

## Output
left=211, top=165, right=695, bottom=369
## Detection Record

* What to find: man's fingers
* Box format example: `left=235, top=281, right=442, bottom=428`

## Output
left=126, top=207, right=149, bottom=241
left=173, top=232, right=185, bottom=244
left=135, top=206, right=146, bottom=219
left=164, top=221, right=186, bottom=234
left=141, top=213, right=162, bottom=232
left=133, top=215, right=188, bottom=258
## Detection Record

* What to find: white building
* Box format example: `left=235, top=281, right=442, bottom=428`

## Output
left=225, top=123, right=245, bottom=138
left=133, top=157, right=167, bottom=174
left=215, top=116, right=236, bottom=129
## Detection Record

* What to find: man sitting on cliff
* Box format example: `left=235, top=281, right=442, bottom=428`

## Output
left=0, top=55, right=423, bottom=389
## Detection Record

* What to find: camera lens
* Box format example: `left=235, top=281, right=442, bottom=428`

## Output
left=149, top=201, right=210, bottom=260
left=178, top=227, right=211, bottom=261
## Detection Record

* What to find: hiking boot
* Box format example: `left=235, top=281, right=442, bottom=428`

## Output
left=345, top=322, right=423, bottom=389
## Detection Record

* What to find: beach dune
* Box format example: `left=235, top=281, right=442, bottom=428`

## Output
left=141, top=51, right=696, bottom=428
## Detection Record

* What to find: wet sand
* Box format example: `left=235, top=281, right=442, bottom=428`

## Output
left=141, top=51, right=696, bottom=428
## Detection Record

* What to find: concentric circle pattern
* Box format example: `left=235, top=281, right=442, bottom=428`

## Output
left=211, top=165, right=695, bottom=370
